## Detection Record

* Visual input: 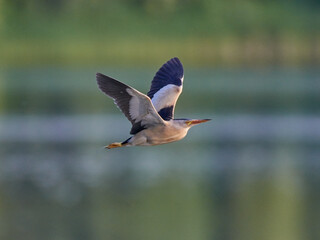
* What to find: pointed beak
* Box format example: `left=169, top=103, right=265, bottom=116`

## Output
left=186, top=119, right=211, bottom=126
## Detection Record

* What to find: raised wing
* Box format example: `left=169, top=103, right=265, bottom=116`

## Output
left=147, top=57, right=184, bottom=121
left=96, top=73, right=165, bottom=134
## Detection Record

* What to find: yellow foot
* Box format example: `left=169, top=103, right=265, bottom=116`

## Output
left=105, top=142, right=122, bottom=149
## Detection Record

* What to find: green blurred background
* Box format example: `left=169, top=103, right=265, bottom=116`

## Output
left=1, top=0, right=320, bottom=66
left=0, top=1, right=320, bottom=240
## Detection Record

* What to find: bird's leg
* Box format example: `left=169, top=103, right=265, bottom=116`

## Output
left=105, top=142, right=123, bottom=149
left=105, top=137, right=132, bottom=149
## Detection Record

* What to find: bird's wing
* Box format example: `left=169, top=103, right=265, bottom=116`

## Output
left=96, top=73, right=165, bottom=134
left=147, top=57, right=184, bottom=121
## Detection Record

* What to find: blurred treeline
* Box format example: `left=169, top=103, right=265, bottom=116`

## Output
left=0, top=0, right=319, bottom=66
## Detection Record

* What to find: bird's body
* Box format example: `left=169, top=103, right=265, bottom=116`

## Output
left=126, top=119, right=189, bottom=146
left=96, top=57, right=210, bottom=149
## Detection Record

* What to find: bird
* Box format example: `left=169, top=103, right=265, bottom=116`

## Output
left=96, top=57, right=210, bottom=149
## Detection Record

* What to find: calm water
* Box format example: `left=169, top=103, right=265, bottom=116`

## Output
left=0, top=67, right=320, bottom=240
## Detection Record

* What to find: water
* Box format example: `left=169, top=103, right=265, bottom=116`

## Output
left=0, top=67, right=320, bottom=240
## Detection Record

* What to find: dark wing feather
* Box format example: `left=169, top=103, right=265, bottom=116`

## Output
left=147, top=57, right=184, bottom=99
left=96, top=73, right=135, bottom=125
left=147, top=57, right=184, bottom=120
left=96, top=73, right=164, bottom=134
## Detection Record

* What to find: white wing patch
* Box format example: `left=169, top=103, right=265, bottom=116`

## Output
left=126, top=88, right=164, bottom=126
left=128, top=95, right=141, bottom=121
left=151, top=84, right=182, bottom=112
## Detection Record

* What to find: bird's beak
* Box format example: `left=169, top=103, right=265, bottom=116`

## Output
left=186, top=119, right=211, bottom=126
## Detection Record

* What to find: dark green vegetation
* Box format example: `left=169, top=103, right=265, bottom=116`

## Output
left=1, top=0, right=319, bottom=66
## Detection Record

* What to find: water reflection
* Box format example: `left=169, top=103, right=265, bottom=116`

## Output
left=0, top=68, right=320, bottom=240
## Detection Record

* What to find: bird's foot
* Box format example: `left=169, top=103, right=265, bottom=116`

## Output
left=105, top=142, right=122, bottom=149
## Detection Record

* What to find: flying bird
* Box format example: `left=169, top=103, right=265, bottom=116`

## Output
left=96, top=57, right=210, bottom=149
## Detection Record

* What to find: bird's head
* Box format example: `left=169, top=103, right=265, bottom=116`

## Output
left=178, top=119, right=211, bottom=128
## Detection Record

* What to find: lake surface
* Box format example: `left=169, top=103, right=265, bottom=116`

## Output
left=0, top=67, right=319, bottom=240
